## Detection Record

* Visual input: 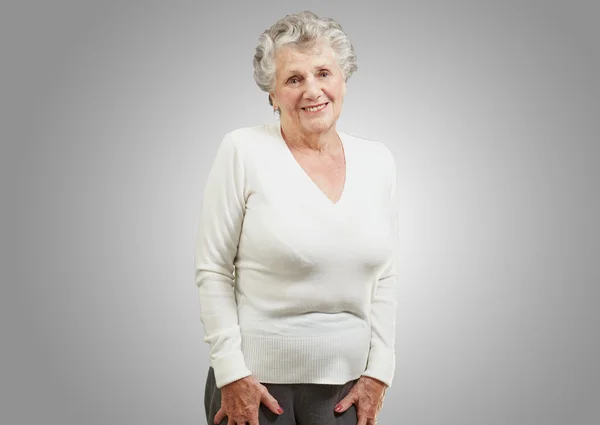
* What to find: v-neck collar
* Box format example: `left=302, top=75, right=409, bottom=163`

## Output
left=272, top=121, right=349, bottom=208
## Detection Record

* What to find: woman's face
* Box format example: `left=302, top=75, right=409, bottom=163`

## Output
left=271, top=41, right=346, bottom=137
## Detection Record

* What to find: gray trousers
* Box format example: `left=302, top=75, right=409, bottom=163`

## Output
left=205, top=367, right=358, bottom=425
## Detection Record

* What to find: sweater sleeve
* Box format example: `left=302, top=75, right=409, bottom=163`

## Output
left=194, top=132, right=252, bottom=388
left=361, top=150, right=399, bottom=388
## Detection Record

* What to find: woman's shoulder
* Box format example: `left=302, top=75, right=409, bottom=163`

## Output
left=216, top=123, right=279, bottom=155
left=224, top=122, right=278, bottom=143
left=213, top=123, right=282, bottom=169
left=340, top=130, right=395, bottom=167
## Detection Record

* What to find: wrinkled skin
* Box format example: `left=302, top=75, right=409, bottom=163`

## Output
left=335, top=376, right=387, bottom=425
left=213, top=375, right=283, bottom=425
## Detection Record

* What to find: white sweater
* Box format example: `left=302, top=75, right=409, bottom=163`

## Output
left=195, top=122, right=398, bottom=389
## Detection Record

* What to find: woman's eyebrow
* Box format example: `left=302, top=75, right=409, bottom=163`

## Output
left=285, top=64, right=330, bottom=75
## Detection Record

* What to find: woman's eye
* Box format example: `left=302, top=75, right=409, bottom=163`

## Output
left=289, top=78, right=299, bottom=84
left=320, top=71, right=330, bottom=77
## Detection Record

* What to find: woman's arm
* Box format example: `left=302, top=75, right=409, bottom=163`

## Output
left=195, top=132, right=252, bottom=389
left=361, top=149, right=399, bottom=388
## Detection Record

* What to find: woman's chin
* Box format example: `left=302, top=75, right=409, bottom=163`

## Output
left=301, top=118, right=335, bottom=134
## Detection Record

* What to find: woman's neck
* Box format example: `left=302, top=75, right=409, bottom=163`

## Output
left=280, top=121, right=340, bottom=154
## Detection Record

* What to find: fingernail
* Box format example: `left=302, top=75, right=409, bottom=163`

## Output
left=277, top=407, right=284, bottom=414
left=334, top=404, right=342, bottom=412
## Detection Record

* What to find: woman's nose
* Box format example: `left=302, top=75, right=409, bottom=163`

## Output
left=304, top=77, right=322, bottom=99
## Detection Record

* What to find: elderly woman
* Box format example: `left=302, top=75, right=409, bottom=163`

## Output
left=195, top=11, right=398, bottom=425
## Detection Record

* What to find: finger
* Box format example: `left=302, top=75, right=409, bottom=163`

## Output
left=213, top=407, right=225, bottom=424
left=260, top=387, right=284, bottom=415
left=226, top=415, right=235, bottom=425
left=357, top=408, right=378, bottom=425
left=356, top=412, right=368, bottom=425
left=334, top=393, right=355, bottom=413
left=247, top=409, right=260, bottom=425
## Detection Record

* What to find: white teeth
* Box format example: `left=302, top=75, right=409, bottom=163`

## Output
left=304, top=103, right=327, bottom=112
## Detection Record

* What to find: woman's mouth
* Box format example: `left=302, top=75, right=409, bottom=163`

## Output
left=302, top=102, right=328, bottom=113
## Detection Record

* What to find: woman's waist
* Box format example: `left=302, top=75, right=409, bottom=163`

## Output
left=238, top=309, right=369, bottom=335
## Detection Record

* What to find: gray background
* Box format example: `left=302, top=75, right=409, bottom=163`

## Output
left=2, top=0, right=599, bottom=424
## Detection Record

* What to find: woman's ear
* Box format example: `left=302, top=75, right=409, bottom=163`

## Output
left=270, top=93, right=278, bottom=111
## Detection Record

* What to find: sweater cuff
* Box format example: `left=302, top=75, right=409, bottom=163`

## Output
left=211, top=351, right=252, bottom=388
left=361, top=346, right=395, bottom=388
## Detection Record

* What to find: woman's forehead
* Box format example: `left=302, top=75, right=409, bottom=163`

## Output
left=275, top=44, right=337, bottom=73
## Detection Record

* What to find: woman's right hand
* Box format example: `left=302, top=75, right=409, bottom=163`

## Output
left=213, top=375, right=284, bottom=425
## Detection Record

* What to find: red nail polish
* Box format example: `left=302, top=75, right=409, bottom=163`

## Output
left=277, top=407, right=284, bottom=414
left=335, top=405, right=342, bottom=412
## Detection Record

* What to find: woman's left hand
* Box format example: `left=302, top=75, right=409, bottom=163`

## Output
left=334, top=376, right=387, bottom=425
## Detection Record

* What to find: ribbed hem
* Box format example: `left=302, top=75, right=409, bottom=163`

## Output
left=210, top=351, right=252, bottom=388
left=241, top=326, right=371, bottom=384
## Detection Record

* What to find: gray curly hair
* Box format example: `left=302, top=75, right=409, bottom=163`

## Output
left=253, top=11, right=357, bottom=109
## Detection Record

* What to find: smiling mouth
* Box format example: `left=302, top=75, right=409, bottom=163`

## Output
left=302, top=102, right=328, bottom=112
